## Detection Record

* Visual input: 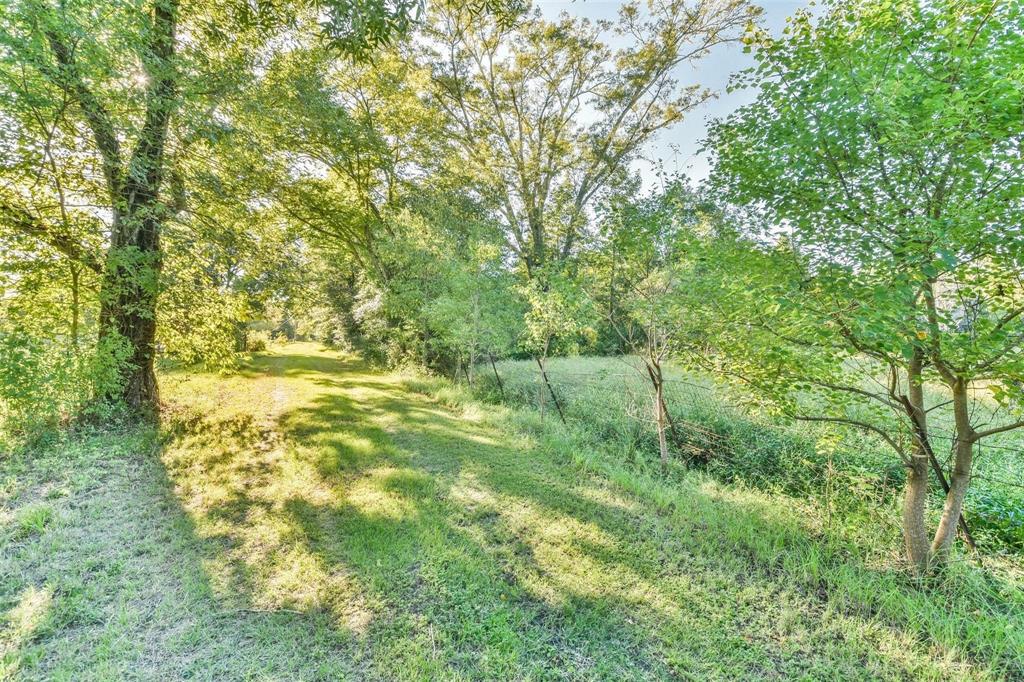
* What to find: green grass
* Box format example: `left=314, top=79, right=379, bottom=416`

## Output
left=477, top=355, right=1024, bottom=552
left=1, top=343, right=1021, bottom=680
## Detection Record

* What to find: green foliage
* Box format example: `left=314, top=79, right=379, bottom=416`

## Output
left=0, top=325, right=130, bottom=449
left=13, top=503, right=54, bottom=539
left=245, top=329, right=272, bottom=352
left=699, top=0, right=1024, bottom=565
left=705, top=0, right=1024, bottom=414
left=519, top=273, right=595, bottom=356
left=475, top=355, right=1024, bottom=553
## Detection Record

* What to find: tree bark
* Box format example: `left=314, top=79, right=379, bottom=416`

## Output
left=488, top=352, right=505, bottom=399
left=98, top=207, right=164, bottom=409
left=535, top=356, right=566, bottom=424
left=931, top=379, right=975, bottom=559
left=655, top=374, right=669, bottom=469
left=69, top=262, right=81, bottom=349
left=44, top=0, right=179, bottom=412
left=902, top=353, right=931, bottom=574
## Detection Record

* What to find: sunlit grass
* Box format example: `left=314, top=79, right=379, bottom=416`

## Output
left=0, top=343, right=1019, bottom=680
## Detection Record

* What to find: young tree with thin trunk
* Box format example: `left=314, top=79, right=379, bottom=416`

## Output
left=591, top=179, right=712, bottom=467
left=704, top=0, right=1024, bottom=573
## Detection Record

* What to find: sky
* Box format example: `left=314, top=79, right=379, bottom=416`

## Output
left=537, top=0, right=808, bottom=187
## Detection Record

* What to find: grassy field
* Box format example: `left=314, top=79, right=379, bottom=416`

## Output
left=1, top=343, right=1022, bottom=680
left=477, top=356, right=1024, bottom=553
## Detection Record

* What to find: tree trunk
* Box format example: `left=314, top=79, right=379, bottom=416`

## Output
left=97, top=0, right=178, bottom=412
left=488, top=352, right=505, bottom=399
left=469, top=292, right=479, bottom=385
left=69, top=262, right=80, bottom=349
left=644, top=361, right=683, bottom=458
left=98, top=209, right=163, bottom=410
left=902, top=354, right=931, bottom=574
left=931, top=379, right=975, bottom=560
left=535, top=356, right=566, bottom=424
left=655, top=375, right=669, bottom=470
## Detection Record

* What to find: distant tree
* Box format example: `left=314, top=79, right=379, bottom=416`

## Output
left=705, top=0, right=1024, bottom=572
left=429, top=0, right=757, bottom=280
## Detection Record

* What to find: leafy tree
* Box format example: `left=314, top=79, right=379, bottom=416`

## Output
left=590, top=178, right=716, bottom=466
left=1, top=0, right=190, bottom=408
left=705, top=0, right=1024, bottom=572
left=429, top=0, right=756, bottom=279
left=253, top=45, right=445, bottom=284
left=0, top=0, right=506, bottom=414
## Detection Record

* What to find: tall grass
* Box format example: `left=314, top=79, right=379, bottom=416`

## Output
left=469, top=356, right=1024, bottom=554
left=406, top=364, right=1024, bottom=678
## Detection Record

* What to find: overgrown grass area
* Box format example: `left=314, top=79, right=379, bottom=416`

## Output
left=1, top=344, right=1022, bottom=680
left=474, top=356, right=1024, bottom=554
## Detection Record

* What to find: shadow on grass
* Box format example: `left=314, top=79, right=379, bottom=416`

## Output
left=150, top=348, right=1021, bottom=680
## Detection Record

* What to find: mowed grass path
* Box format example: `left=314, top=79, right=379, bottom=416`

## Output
left=1, top=343, right=1013, bottom=680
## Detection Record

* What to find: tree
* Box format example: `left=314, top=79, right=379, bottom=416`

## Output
left=590, top=178, right=714, bottom=467
left=429, top=0, right=756, bottom=279
left=1, top=0, right=188, bottom=408
left=0, top=0, right=476, bottom=412
left=704, top=0, right=1024, bottom=572
left=252, top=45, right=445, bottom=285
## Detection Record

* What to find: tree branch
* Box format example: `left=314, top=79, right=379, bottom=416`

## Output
left=0, top=200, right=103, bottom=274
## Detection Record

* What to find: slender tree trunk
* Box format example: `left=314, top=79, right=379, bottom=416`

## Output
left=655, top=374, right=668, bottom=469
left=902, top=354, right=931, bottom=574
left=535, top=356, right=566, bottom=424
left=469, top=292, right=479, bottom=385
left=69, top=262, right=80, bottom=349
left=644, top=360, right=682, bottom=457
left=931, top=379, right=975, bottom=559
left=537, top=361, right=545, bottom=422
left=488, top=352, right=505, bottom=399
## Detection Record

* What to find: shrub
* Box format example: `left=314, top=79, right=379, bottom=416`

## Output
left=0, top=328, right=130, bottom=450
left=246, top=330, right=272, bottom=352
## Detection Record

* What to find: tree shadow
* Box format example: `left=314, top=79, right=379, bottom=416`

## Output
left=146, top=349, right=1020, bottom=679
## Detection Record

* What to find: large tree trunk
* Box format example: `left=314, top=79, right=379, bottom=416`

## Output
left=96, top=0, right=178, bottom=411
left=98, top=212, right=162, bottom=409
left=902, top=353, right=931, bottom=574
left=931, top=379, right=975, bottom=559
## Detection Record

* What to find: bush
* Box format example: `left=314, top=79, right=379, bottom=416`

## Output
left=246, top=330, right=272, bottom=353
left=0, top=329, right=130, bottom=450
